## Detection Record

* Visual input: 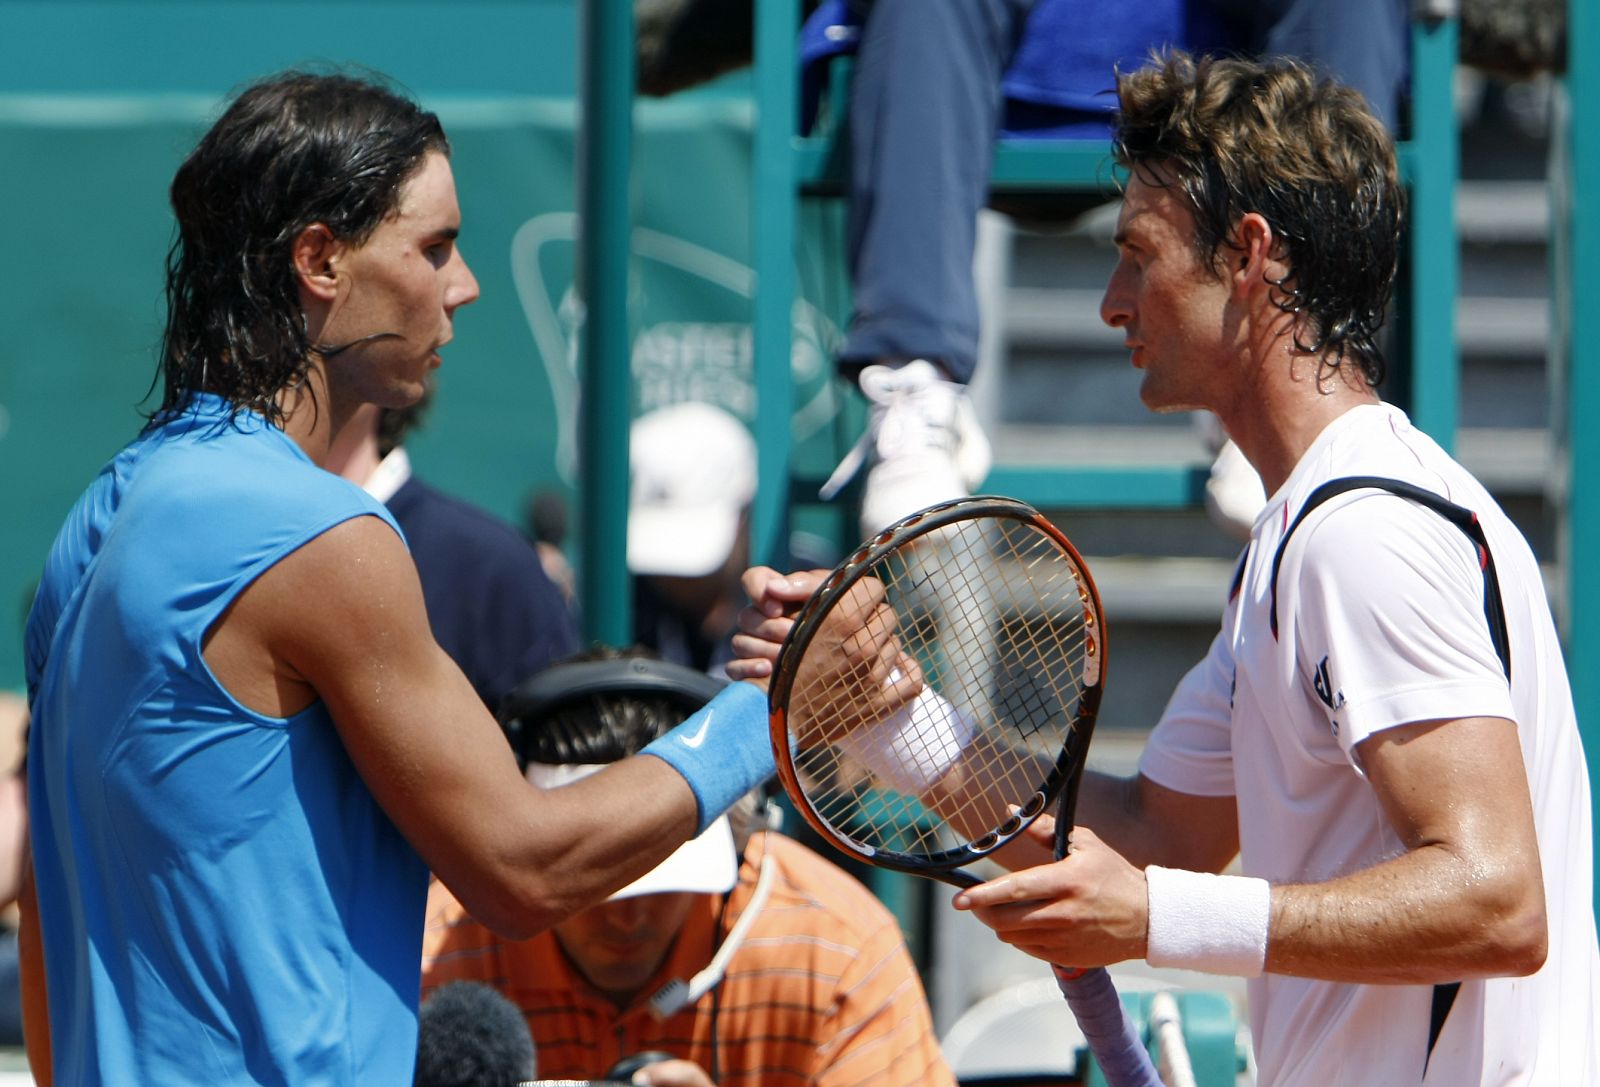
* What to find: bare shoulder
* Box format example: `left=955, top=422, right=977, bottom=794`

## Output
left=204, top=512, right=422, bottom=713
left=242, top=514, right=416, bottom=632
left=263, top=512, right=412, bottom=598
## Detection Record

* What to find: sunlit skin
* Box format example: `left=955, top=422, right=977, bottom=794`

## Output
left=1100, top=168, right=1242, bottom=419
left=284, top=150, right=481, bottom=462
left=190, top=140, right=711, bottom=947
left=939, top=165, right=1545, bottom=985
left=1098, top=165, right=1379, bottom=496
left=211, top=148, right=720, bottom=1087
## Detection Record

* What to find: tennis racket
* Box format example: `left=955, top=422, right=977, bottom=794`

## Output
left=768, top=495, right=1159, bottom=1087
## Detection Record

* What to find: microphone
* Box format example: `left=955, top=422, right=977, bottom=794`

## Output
left=416, top=981, right=538, bottom=1087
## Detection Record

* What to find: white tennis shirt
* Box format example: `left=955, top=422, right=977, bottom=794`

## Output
left=1141, top=403, right=1600, bottom=1085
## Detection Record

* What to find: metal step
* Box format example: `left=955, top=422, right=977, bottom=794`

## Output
left=1089, top=554, right=1235, bottom=623
left=1458, top=179, right=1549, bottom=243
left=990, top=423, right=1550, bottom=492
left=1002, top=286, right=1549, bottom=360
left=975, top=425, right=1556, bottom=627
left=999, top=178, right=1553, bottom=360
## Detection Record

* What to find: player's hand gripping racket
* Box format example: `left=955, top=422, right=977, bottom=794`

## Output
left=768, top=496, right=1159, bottom=1087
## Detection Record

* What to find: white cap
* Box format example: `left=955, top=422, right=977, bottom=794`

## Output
left=524, top=761, right=738, bottom=900
left=628, top=402, right=756, bottom=578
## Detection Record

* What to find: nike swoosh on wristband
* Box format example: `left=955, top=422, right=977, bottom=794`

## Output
left=680, top=710, right=714, bottom=749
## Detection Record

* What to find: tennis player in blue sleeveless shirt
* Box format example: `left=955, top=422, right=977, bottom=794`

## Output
left=21, top=70, right=784, bottom=1086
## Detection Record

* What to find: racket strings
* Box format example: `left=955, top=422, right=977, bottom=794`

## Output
left=787, top=515, right=1100, bottom=861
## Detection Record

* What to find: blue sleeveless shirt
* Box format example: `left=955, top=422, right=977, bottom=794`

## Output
left=25, top=394, right=429, bottom=1085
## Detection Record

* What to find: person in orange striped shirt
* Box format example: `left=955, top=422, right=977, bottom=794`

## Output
left=419, top=647, right=954, bottom=1087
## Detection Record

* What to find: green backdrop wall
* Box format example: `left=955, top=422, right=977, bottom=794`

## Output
left=0, top=1, right=848, bottom=688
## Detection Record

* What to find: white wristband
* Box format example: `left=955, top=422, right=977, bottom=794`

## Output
left=835, top=685, right=977, bottom=794
left=1145, top=865, right=1271, bottom=977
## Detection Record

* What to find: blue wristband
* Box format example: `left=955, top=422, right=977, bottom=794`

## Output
left=640, top=681, right=774, bottom=835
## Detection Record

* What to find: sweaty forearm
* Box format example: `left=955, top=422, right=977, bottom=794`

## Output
left=471, top=683, right=775, bottom=938
left=1074, top=771, right=1157, bottom=862
left=1265, top=840, right=1547, bottom=984
left=448, top=755, right=700, bottom=939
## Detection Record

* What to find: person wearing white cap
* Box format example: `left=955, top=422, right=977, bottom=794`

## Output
left=628, top=402, right=759, bottom=676
left=421, top=646, right=953, bottom=1087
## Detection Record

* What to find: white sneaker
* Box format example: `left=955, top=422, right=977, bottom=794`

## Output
left=950, top=387, right=994, bottom=494
left=819, top=359, right=992, bottom=537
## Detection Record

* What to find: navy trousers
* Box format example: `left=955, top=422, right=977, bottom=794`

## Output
left=836, top=0, right=1408, bottom=384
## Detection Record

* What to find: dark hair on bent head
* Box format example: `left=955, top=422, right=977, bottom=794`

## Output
left=500, top=645, right=726, bottom=769
left=1112, top=51, right=1402, bottom=386
left=156, top=68, right=449, bottom=424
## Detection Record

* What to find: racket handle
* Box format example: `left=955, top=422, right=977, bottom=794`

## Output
left=1053, top=965, right=1162, bottom=1087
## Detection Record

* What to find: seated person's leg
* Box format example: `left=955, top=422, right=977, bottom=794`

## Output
left=1194, top=0, right=1408, bottom=538
left=1253, top=0, right=1409, bottom=130
left=829, top=0, right=1036, bottom=535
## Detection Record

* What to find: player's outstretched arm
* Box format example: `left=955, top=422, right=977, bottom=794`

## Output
left=228, top=515, right=769, bottom=939
left=982, top=769, right=1240, bottom=876
left=955, top=714, right=1547, bottom=984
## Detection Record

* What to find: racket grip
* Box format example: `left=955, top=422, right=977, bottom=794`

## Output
left=1053, top=965, right=1161, bottom=1087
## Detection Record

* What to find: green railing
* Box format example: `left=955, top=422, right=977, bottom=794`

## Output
left=577, top=0, right=638, bottom=644
left=1559, top=0, right=1600, bottom=908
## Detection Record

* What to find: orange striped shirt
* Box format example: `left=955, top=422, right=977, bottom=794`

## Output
left=421, top=832, right=954, bottom=1087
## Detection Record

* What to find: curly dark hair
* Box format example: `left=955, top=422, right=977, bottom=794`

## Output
left=1112, top=51, right=1402, bottom=386
left=156, top=69, right=449, bottom=424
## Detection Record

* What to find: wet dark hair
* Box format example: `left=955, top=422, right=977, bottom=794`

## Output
left=1113, top=51, right=1402, bottom=385
left=156, top=69, right=449, bottom=424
